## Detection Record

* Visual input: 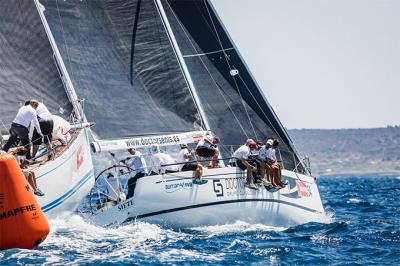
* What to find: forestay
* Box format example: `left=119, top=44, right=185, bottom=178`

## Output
left=40, top=0, right=205, bottom=140
left=0, top=0, right=72, bottom=134
left=162, top=0, right=305, bottom=172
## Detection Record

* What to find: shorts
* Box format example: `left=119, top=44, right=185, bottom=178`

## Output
left=181, top=163, right=198, bottom=171
left=32, top=119, right=54, bottom=145
left=196, top=146, right=217, bottom=158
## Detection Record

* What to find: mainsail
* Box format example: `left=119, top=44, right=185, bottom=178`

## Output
left=0, top=0, right=72, bottom=133
left=161, top=0, right=305, bottom=172
left=40, top=0, right=204, bottom=140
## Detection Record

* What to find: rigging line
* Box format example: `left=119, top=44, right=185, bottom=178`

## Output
left=183, top=47, right=234, bottom=58
left=203, top=1, right=258, bottom=139
left=164, top=0, right=248, bottom=138
left=201, top=1, right=290, bottom=146
left=203, top=3, right=304, bottom=170
left=236, top=74, right=285, bottom=139
left=203, top=0, right=291, bottom=147
left=236, top=74, right=303, bottom=163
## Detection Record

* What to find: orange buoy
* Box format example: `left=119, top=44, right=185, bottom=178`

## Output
left=0, top=154, right=50, bottom=250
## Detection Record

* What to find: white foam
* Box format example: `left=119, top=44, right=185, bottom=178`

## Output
left=310, top=234, right=343, bottom=244
left=347, top=198, right=361, bottom=204
left=158, top=248, right=224, bottom=262
left=37, top=214, right=190, bottom=262
left=191, top=220, right=287, bottom=236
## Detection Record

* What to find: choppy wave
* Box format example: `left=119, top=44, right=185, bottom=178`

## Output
left=1, top=175, right=399, bottom=265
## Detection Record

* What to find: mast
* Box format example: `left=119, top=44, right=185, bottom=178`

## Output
left=154, top=0, right=211, bottom=131
left=33, top=0, right=83, bottom=121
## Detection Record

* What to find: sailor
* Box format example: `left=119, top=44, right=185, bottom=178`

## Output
left=9, top=146, right=44, bottom=196
left=105, top=173, right=126, bottom=205
left=120, top=147, right=147, bottom=199
left=178, top=144, right=206, bottom=184
left=269, top=139, right=285, bottom=188
left=31, top=100, right=54, bottom=160
left=2, top=100, right=43, bottom=159
left=230, top=140, right=258, bottom=189
left=248, top=142, right=262, bottom=183
left=149, top=145, right=179, bottom=175
left=195, top=133, right=220, bottom=168
left=257, top=139, right=274, bottom=187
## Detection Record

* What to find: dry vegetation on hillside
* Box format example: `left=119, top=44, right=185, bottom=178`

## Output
left=288, top=127, right=400, bottom=175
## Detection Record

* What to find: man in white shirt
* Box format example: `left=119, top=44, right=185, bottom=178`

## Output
left=195, top=133, right=220, bottom=168
left=230, top=141, right=258, bottom=189
left=149, top=145, right=179, bottom=175
left=178, top=144, right=205, bottom=184
left=120, top=147, right=148, bottom=199
left=31, top=100, right=54, bottom=159
left=2, top=101, right=42, bottom=159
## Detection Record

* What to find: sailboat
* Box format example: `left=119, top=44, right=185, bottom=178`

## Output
left=38, top=0, right=325, bottom=228
left=0, top=0, right=94, bottom=217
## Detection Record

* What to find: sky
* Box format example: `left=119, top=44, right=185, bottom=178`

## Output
left=211, top=0, right=400, bottom=129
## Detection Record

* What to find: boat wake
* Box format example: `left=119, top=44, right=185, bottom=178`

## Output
left=190, top=220, right=287, bottom=236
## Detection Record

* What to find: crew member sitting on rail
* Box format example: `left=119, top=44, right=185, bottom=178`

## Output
left=2, top=100, right=43, bottom=159
left=195, top=133, right=220, bottom=168
left=178, top=144, right=206, bottom=185
left=9, top=146, right=44, bottom=196
left=120, top=147, right=147, bottom=199
left=149, top=145, right=179, bottom=175
left=31, top=100, right=54, bottom=160
left=230, top=140, right=258, bottom=189
left=257, top=139, right=274, bottom=186
left=269, top=139, right=285, bottom=188
left=105, top=173, right=126, bottom=205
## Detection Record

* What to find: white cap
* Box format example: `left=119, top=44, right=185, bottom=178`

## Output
left=246, top=139, right=254, bottom=145
left=266, top=139, right=273, bottom=146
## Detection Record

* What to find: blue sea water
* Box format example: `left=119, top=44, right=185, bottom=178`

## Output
left=1, top=174, right=399, bottom=265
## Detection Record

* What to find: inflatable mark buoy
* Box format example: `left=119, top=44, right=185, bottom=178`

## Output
left=0, top=154, right=50, bottom=250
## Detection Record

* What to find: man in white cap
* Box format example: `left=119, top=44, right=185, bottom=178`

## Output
left=230, top=140, right=259, bottom=189
left=2, top=100, right=42, bottom=159
left=120, top=147, right=147, bottom=199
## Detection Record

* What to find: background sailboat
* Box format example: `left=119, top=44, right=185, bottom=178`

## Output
left=0, top=0, right=94, bottom=217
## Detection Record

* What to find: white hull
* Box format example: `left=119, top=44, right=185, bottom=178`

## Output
left=33, top=129, right=94, bottom=218
left=87, top=167, right=325, bottom=228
